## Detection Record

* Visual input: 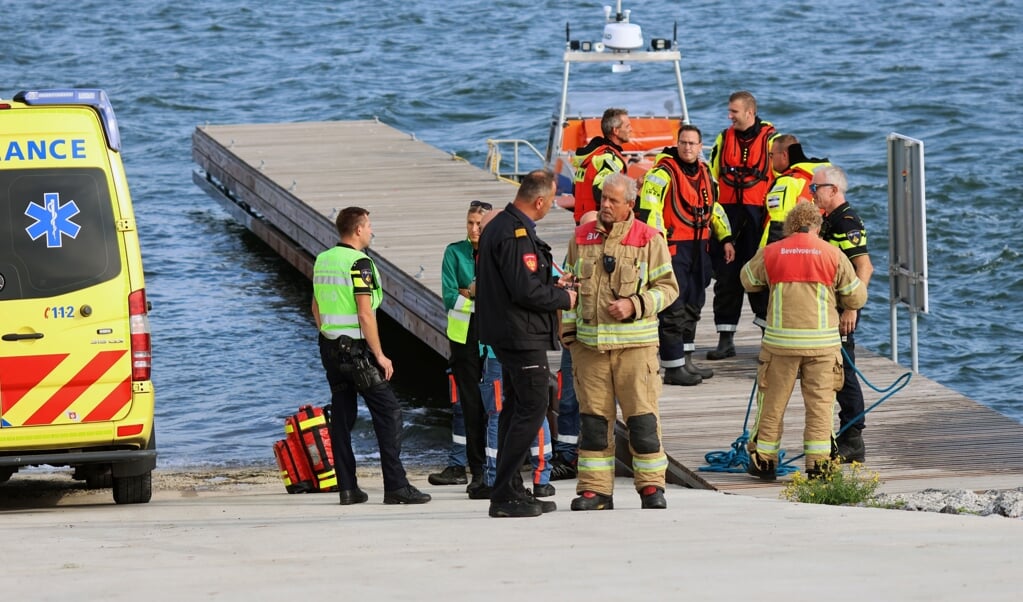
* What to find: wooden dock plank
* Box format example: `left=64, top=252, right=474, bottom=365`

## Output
left=193, top=119, right=1023, bottom=498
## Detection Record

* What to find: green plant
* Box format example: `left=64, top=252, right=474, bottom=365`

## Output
left=781, top=460, right=881, bottom=506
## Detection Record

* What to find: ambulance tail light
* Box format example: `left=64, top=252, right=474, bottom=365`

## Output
left=128, top=289, right=152, bottom=382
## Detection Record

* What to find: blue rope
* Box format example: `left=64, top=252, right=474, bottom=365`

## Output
left=699, top=346, right=913, bottom=476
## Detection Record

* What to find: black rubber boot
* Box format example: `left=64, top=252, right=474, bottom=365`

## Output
left=835, top=429, right=866, bottom=463
left=570, top=491, right=614, bottom=511
left=747, top=453, right=777, bottom=482
left=683, top=351, right=713, bottom=379
left=706, top=332, right=736, bottom=360
left=663, top=366, right=702, bottom=386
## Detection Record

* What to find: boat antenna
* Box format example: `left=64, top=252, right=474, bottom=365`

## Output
left=673, top=21, right=678, bottom=47
left=565, top=22, right=570, bottom=44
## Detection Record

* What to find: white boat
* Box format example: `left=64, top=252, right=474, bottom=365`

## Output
left=484, top=1, right=693, bottom=210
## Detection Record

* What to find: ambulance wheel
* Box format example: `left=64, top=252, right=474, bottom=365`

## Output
left=113, top=471, right=152, bottom=504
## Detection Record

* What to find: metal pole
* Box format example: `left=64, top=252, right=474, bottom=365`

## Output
left=673, top=59, right=689, bottom=125
left=910, top=309, right=919, bottom=373
left=890, top=303, right=898, bottom=365
left=552, top=57, right=572, bottom=165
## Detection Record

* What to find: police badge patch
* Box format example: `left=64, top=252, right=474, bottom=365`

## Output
left=847, top=230, right=862, bottom=246
left=360, top=267, right=375, bottom=286
left=522, top=253, right=538, bottom=272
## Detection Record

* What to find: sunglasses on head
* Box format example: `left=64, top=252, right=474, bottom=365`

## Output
left=470, top=200, right=493, bottom=210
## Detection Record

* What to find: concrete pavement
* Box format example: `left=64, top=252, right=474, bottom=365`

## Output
left=3, top=475, right=1021, bottom=601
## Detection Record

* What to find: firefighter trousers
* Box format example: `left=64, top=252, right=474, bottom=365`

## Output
left=570, top=343, right=667, bottom=496
left=749, top=348, right=844, bottom=470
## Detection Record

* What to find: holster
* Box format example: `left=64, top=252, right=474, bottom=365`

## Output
left=337, top=335, right=386, bottom=392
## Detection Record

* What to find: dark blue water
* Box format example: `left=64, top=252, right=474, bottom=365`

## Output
left=3, top=0, right=1021, bottom=467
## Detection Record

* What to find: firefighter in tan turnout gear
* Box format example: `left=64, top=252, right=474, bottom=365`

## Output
left=561, top=173, right=680, bottom=510
left=739, top=202, right=867, bottom=480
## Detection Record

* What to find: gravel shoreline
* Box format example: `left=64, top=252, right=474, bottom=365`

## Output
left=871, top=487, right=1023, bottom=518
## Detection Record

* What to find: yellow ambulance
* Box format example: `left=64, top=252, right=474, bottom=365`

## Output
left=0, top=89, right=156, bottom=504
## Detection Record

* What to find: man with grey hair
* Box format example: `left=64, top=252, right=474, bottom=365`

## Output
left=740, top=201, right=866, bottom=480
left=572, top=107, right=632, bottom=225
left=811, top=165, right=874, bottom=462
left=561, top=172, right=680, bottom=510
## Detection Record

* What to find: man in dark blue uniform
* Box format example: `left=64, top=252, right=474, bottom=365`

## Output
left=476, top=169, right=577, bottom=518
left=812, top=165, right=874, bottom=462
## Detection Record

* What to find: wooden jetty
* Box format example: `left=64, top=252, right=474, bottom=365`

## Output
left=193, top=120, right=1023, bottom=498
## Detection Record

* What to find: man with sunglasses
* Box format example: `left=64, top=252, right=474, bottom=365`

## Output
left=562, top=173, right=679, bottom=510
left=476, top=169, right=576, bottom=518
left=811, top=165, right=874, bottom=463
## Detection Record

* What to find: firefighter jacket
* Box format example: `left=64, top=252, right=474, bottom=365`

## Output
left=313, top=244, right=383, bottom=340
left=740, top=232, right=866, bottom=354
left=710, top=118, right=776, bottom=207
left=476, top=203, right=572, bottom=351
left=442, top=238, right=476, bottom=344
left=760, top=159, right=831, bottom=248
left=638, top=148, right=733, bottom=248
left=572, top=136, right=626, bottom=224
left=562, top=216, right=679, bottom=350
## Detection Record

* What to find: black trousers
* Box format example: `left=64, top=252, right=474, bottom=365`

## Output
left=838, top=319, right=866, bottom=431
left=658, top=241, right=713, bottom=363
left=712, top=204, right=768, bottom=328
left=449, top=337, right=486, bottom=475
left=490, top=347, right=550, bottom=503
left=318, top=334, right=409, bottom=492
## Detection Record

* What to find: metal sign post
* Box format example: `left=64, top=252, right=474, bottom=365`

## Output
left=886, top=133, right=929, bottom=373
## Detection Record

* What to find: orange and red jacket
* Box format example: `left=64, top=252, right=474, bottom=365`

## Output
left=572, top=136, right=626, bottom=224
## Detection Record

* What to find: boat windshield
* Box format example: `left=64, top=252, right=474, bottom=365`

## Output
left=559, top=90, right=685, bottom=120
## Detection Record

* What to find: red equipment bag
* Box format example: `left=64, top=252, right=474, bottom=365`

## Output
left=275, top=404, right=338, bottom=493
left=273, top=438, right=314, bottom=494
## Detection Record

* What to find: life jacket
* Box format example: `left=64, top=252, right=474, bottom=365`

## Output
left=715, top=120, right=776, bottom=206
left=573, top=136, right=626, bottom=224
left=655, top=155, right=715, bottom=242
left=313, top=245, right=383, bottom=340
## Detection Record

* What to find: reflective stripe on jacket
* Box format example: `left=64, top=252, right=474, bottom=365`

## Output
left=573, top=137, right=626, bottom=224
left=313, top=245, right=382, bottom=340
left=760, top=160, right=830, bottom=248
left=639, top=150, right=732, bottom=246
left=740, top=232, right=866, bottom=354
left=563, top=217, right=679, bottom=349
left=442, top=238, right=477, bottom=343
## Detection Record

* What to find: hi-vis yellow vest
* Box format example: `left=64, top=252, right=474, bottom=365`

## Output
left=313, top=245, right=383, bottom=340
left=446, top=295, right=474, bottom=344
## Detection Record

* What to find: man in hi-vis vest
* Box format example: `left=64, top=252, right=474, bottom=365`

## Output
left=312, top=207, right=431, bottom=506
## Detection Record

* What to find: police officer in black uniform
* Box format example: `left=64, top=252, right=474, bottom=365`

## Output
left=476, top=169, right=577, bottom=518
left=812, top=165, right=874, bottom=462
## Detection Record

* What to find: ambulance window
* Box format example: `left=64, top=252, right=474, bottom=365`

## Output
left=0, top=168, right=121, bottom=300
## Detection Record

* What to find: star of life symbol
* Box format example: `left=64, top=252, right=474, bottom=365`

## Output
left=25, top=192, right=81, bottom=248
